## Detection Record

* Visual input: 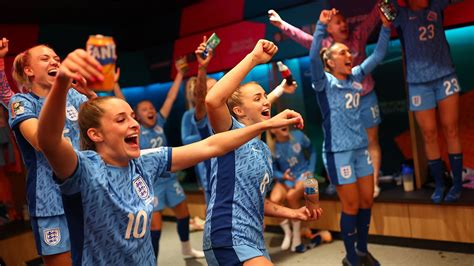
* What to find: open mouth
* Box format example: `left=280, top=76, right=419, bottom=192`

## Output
left=281, top=127, right=288, bottom=132
left=124, top=134, right=139, bottom=146
left=344, top=61, right=352, bottom=68
left=47, top=69, right=58, bottom=77
left=261, top=109, right=270, bottom=118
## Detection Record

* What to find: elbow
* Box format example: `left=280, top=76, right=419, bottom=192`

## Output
left=205, top=96, right=223, bottom=110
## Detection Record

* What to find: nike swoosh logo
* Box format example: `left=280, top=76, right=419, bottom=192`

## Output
left=348, top=230, right=357, bottom=236
left=252, top=147, right=262, bottom=153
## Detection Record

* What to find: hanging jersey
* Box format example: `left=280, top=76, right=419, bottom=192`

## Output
left=59, top=148, right=171, bottom=265
left=204, top=117, right=273, bottom=250
left=8, top=90, right=86, bottom=217
left=393, top=0, right=454, bottom=83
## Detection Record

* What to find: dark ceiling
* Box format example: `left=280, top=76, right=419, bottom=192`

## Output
left=2, top=0, right=201, bottom=51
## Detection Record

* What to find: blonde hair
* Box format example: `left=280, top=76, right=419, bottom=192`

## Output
left=266, top=128, right=295, bottom=157
left=185, top=76, right=197, bottom=109
left=12, top=44, right=50, bottom=92
left=78, top=96, right=116, bottom=151
left=226, top=81, right=259, bottom=118
left=319, top=43, right=338, bottom=72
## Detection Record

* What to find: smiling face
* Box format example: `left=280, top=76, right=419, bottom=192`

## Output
left=135, top=100, right=157, bottom=128
left=270, top=126, right=290, bottom=142
left=229, top=82, right=271, bottom=126
left=24, top=45, right=61, bottom=90
left=324, top=43, right=353, bottom=78
left=327, top=14, right=349, bottom=42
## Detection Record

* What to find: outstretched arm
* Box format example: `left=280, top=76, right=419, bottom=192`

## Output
left=205, top=39, right=278, bottom=133
left=38, top=49, right=103, bottom=180
left=268, top=9, right=313, bottom=49
left=170, top=109, right=303, bottom=172
left=0, top=38, right=14, bottom=107
left=160, top=64, right=185, bottom=119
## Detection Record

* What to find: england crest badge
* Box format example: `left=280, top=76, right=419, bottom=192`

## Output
left=340, top=165, right=353, bottom=179
left=133, top=176, right=152, bottom=203
left=43, top=228, right=61, bottom=246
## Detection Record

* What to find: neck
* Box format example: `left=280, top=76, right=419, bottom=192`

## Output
left=331, top=71, right=348, bottom=80
left=31, top=83, right=50, bottom=97
left=239, top=118, right=262, bottom=140
left=97, top=146, right=130, bottom=167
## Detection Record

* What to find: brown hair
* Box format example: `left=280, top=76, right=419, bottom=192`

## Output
left=226, top=81, right=259, bottom=118
left=12, top=44, right=50, bottom=92
left=78, top=96, right=116, bottom=151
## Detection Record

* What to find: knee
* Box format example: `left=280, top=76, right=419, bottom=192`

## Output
left=421, top=127, right=438, bottom=143
left=442, top=124, right=459, bottom=140
left=342, top=200, right=360, bottom=214
left=359, top=196, right=374, bottom=209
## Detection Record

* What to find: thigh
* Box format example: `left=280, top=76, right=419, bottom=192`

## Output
left=172, top=199, right=190, bottom=219
left=323, top=151, right=357, bottom=186
left=438, top=91, right=460, bottom=130
left=408, top=82, right=437, bottom=111
left=31, top=215, right=71, bottom=256
left=360, top=90, right=382, bottom=129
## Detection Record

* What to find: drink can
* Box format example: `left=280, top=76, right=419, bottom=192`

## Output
left=86, top=34, right=116, bottom=91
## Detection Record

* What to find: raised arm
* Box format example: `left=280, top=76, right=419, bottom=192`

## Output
left=170, top=109, right=303, bottom=172
left=160, top=64, right=185, bottom=119
left=268, top=9, right=313, bottom=49
left=0, top=38, right=14, bottom=107
left=356, top=15, right=391, bottom=78
left=205, top=39, right=278, bottom=133
left=194, top=36, right=213, bottom=121
left=310, top=10, right=337, bottom=91
left=37, top=49, right=103, bottom=180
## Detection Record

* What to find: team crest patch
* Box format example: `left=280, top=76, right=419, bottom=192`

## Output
left=412, top=95, right=422, bottom=107
left=292, top=143, right=302, bottom=153
left=133, top=176, right=151, bottom=201
left=65, top=105, right=79, bottom=121
left=340, top=165, right=352, bottom=179
left=153, top=125, right=164, bottom=133
left=43, top=228, right=61, bottom=246
left=427, top=11, right=437, bottom=21
left=352, top=82, right=363, bottom=90
left=11, top=101, right=25, bottom=118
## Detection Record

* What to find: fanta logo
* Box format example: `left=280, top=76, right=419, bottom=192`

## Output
left=87, top=45, right=116, bottom=64
left=43, top=228, right=61, bottom=246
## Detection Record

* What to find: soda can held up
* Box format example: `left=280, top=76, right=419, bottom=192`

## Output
left=87, top=35, right=117, bottom=91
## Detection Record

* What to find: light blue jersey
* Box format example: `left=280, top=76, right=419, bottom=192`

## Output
left=139, top=112, right=167, bottom=149
left=59, top=148, right=171, bottom=265
left=272, top=130, right=316, bottom=188
left=193, top=115, right=213, bottom=203
left=181, top=108, right=207, bottom=189
left=204, top=117, right=273, bottom=250
left=8, top=90, right=86, bottom=217
left=310, top=22, right=391, bottom=152
left=393, top=0, right=454, bottom=83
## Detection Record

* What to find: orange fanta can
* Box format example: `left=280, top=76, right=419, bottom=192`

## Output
left=86, top=35, right=116, bottom=91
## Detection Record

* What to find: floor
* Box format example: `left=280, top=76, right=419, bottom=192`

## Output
left=158, top=221, right=474, bottom=266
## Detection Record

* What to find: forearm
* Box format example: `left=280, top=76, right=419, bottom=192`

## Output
left=267, top=84, right=284, bottom=104
left=309, top=22, right=327, bottom=87
left=0, top=59, right=14, bottom=107
left=171, top=120, right=267, bottom=171
left=280, top=21, right=313, bottom=49
left=205, top=53, right=257, bottom=109
left=113, top=83, right=125, bottom=100
left=264, top=199, right=297, bottom=219
left=360, top=26, right=391, bottom=74
left=38, top=77, right=70, bottom=151
left=194, top=66, right=207, bottom=120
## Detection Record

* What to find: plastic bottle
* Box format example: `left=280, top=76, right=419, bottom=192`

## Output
left=303, top=175, right=319, bottom=213
left=378, top=0, right=397, bottom=22
left=401, top=164, right=414, bottom=192
left=276, top=61, right=294, bottom=85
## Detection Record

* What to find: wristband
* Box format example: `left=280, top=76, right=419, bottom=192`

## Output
left=272, top=85, right=284, bottom=97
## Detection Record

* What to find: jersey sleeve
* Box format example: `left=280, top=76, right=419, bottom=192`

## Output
left=139, top=147, right=172, bottom=183
left=58, top=151, right=94, bottom=195
left=156, top=112, right=167, bottom=127
left=280, top=20, right=313, bottom=49
left=353, top=25, right=391, bottom=81
left=8, top=94, right=37, bottom=129
left=310, top=21, right=329, bottom=92
left=181, top=110, right=201, bottom=145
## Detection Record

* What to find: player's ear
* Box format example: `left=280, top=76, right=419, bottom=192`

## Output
left=87, top=128, right=104, bottom=143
